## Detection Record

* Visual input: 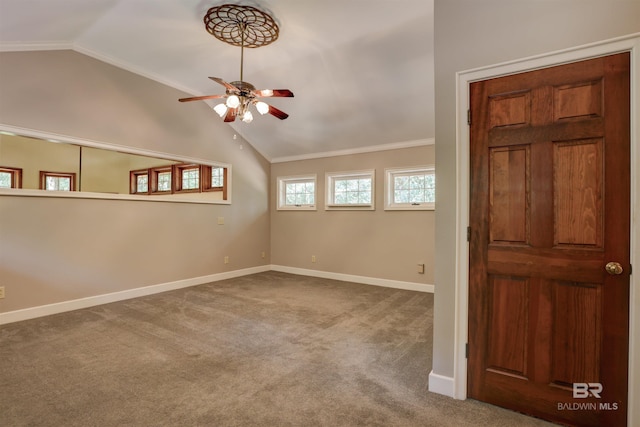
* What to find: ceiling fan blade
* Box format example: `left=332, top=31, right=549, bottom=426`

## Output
left=267, top=104, right=289, bottom=120
left=224, top=107, right=237, bottom=122
left=209, top=77, right=239, bottom=91
left=178, top=94, right=226, bottom=102
left=254, top=89, right=294, bottom=98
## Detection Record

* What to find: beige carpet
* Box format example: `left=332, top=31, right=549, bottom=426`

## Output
left=0, top=271, right=554, bottom=426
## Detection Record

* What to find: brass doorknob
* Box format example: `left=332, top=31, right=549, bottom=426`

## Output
left=605, top=262, right=623, bottom=275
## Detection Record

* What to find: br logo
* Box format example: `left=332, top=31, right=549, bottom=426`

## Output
left=573, top=383, right=603, bottom=399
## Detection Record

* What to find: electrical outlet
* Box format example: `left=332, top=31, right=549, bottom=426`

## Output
left=224, top=256, right=229, bottom=264
left=311, top=255, right=316, bottom=263
left=261, top=251, right=266, bottom=259
left=0, top=286, right=5, bottom=299
left=217, top=217, right=225, bottom=225
left=418, top=264, right=425, bottom=274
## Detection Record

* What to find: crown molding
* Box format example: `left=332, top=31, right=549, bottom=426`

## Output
left=72, top=43, right=200, bottom=96
left=0, top=41, right=73, bottom=52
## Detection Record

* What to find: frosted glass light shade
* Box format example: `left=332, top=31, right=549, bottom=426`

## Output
left=213, top=103, right=228, bottom=117
left=255, top=101, right=269, bottom=115
left=226, top=95, right=240, bottom=108
left=242, top=110, right=254, bottom=123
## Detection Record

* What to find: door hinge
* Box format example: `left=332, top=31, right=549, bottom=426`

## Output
left=465, top=343, right=469, bottom=358
left=467, top=109, right=472, bottom=125
left=467, top=226, right=471, bottom=242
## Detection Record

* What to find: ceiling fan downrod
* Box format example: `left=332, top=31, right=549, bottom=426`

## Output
left=238, top=22, right=246, bottom=83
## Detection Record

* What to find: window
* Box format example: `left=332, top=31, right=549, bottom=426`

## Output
left=151, top=166, right=173, bottom=194
left=202, top=166, right=225, bottom=191
left=326, top=170, right=375, bottom=210
left=385, top=166, right=435, bottom=210
left=202, top=165, right=227, bottom=200
left=0, top=166, right=22, bottom=189
left=40, top=171, right=76, bottom=191
left=174, top=164, right=200, bottom=193
left=211, top=166, right=225, bottom=188
left=277, top=175, right=316, bottom=210
left=130, top=169, right=149, bottom=194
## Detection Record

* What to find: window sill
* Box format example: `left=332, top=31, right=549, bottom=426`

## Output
left=385, top=204, right=435, bottom=211
left=325, top=204, right=375, bottom=211
left=277, top=205, right=316, bottom=211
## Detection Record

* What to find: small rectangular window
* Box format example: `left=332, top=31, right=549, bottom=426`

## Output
left=150, top=166, right=172, bottom=194
left=385, top=166, right=435, bottom=210
left=174, top=164, right=201, bottom=193
left=40, top=171, right=76, bottom=191
left=326, top=170, right=375, bottom=210
left=211, top=167, right=225, bottom=188
left=277, top=175, right=316, bottom=210
left=183, top=170, right=198, bottom=189
left=130, top=169, right=149, bottom=194
left=0, top=166, right=22, bottom=189
left=137, top=175, right=149, bottom=192
left=201, top=165, right=228, bottom=200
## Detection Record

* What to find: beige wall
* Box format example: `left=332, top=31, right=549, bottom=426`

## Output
left=0, top=135, right=81, bottom=189
left=80, top=146, right=179, bottom=194
left=433, top=0, right=640, bottom=389
left=271, top=145, right=435, bottom=285
left=0, top=50, right=271, bottom=313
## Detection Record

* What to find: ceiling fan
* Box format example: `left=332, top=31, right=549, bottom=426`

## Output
left=179, top=4, right=294, bottom=123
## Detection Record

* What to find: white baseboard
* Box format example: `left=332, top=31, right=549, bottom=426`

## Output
left=0, top=265, right=270, bottom=325
left=270, top=265, right=434, bottom=293
left=428, top=370, right=456, bottom=398
left=0, top=265, right=433, bottom=325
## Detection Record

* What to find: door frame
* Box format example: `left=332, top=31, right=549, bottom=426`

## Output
left=453, top=33, right=640, bottom=424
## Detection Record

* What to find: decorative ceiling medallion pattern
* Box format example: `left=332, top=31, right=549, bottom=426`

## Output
left=204, top=4, right=279, bottom=48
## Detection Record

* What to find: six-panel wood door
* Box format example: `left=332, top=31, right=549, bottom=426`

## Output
left=468, top=53, right=630, bottom=427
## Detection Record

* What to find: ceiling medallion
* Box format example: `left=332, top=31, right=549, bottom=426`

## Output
left=204, top=4, right=279, bottom=48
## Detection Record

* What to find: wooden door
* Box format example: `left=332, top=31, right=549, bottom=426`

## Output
left=468, top=53, right=630, bottom=427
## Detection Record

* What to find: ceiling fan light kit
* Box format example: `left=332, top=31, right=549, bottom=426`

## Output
left=179, top=4, right=293, bottom=123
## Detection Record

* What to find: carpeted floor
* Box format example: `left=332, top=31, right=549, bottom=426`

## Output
left=0, top=271, right=554, bottom=426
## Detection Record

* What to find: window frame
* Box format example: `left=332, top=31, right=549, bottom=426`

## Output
left=325, top=169, right=375, bottom=211
left=150, top=165, right=173, bottom=194
left=174, top=163, right=201, bottom=193
left=0, top=166, right=23, bottom=189
left=39, top=171, right=76, bottom=192
left=277, top=174, right=317, bottom=211
left=384, top=166, right=435, bottom=210
left=129, top=168, right=150, bottom=195
left=202, top=165, right=227, bottom=194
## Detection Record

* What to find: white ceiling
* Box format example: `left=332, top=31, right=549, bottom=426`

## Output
left=0, top=0, right=434, bottom=161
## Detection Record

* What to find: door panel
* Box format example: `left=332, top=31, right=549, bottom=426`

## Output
left=553, top=138, right=603, bottom=247
left=489, top=146, right=529, bottom=244
left=468, top=53, right=630, bottom=427
left=551, top=281, right=602, bottom=386
left=487, top=275, right=529, bottom=377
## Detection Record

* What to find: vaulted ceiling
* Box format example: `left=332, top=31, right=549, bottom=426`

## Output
left=0, top=0, right=434, bottom=161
